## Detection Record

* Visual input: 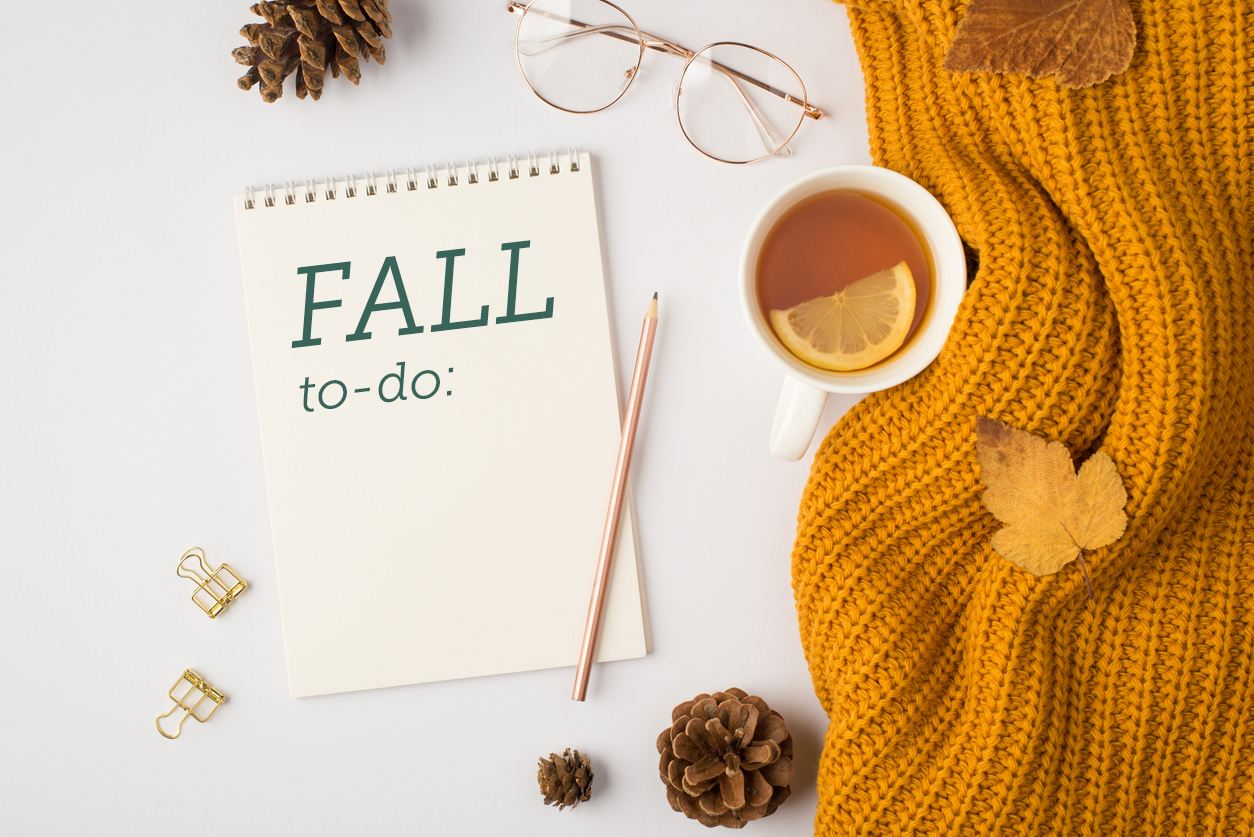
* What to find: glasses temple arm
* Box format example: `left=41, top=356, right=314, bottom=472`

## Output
left=512, top=2, right=646, bottom=55
left=517, top=22, right=646, bottom=56
left=687, top=51, right=822, bottom=119
left=719, top=73, right=794, bottom=157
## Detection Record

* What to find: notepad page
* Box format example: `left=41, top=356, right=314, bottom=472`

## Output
left=234, top=154, right=649, bottom=697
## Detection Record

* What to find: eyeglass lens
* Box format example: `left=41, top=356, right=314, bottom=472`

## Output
left=677, top=44, right=806, bottom=164
left=515, top=0, right=644, bottom=114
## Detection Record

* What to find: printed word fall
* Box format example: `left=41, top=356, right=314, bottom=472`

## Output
left=291, top=241, right=552, bottom=348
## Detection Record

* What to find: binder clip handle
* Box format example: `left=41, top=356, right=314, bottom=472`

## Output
left=176, top=547, right=211, bottom=585
left=155, top=704, right=191, bottom=739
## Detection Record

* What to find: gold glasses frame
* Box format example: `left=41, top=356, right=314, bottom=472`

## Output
left=508, top=0, right=825, bottom=164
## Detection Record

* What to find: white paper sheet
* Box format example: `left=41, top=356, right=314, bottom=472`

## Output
left=234, top=154, right=649, bottom=697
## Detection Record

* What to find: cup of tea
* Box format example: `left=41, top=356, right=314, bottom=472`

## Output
left=739, top=165, right=966, bottom=460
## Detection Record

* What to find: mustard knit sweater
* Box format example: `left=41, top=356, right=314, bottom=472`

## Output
left=794, top=0, right=1254, bottom=834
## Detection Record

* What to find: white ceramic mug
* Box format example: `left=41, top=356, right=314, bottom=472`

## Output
left=739, top=165, right=967, bottom=460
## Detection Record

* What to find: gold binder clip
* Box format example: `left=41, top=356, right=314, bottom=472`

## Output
left=155, top=669, right=225, bottom=739
left=177, top=547, right=246, bottom=618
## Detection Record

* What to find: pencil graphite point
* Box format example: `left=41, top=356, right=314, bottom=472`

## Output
left=646, top=293, right=658, bottom=320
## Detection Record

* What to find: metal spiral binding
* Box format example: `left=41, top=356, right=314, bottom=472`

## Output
left=242, top=150, right=582, bottom=208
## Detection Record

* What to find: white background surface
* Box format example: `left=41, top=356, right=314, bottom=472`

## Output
left=0, top=1, right=870, bottom=834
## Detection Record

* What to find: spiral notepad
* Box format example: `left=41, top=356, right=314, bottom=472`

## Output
left=234, top=151, right=650, bottom=697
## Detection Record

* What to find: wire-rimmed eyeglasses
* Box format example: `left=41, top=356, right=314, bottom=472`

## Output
left=508, top=0, right=825, bottom=164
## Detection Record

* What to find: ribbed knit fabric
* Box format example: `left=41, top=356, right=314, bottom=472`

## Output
left=793, top=0, right=1254, bottom=834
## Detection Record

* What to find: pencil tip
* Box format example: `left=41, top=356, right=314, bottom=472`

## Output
left=653, top=292, right=658, bottom=300
left=646, top=294, right=658, bottom=319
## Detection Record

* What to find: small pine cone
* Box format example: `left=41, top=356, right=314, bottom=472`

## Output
left=232, top=0, right=392, bottom=102
left=537, top=748, right=594, bottom=810
left=657, top=688, right=794, bottom=829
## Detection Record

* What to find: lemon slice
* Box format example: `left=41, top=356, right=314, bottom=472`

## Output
left=768, top=261, right=916, bottom=371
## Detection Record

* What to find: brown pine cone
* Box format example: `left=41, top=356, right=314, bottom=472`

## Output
left=537, top=748, right=593, bottom=810
left=232, top=0, right=393, bottom=102
left=657, top=688, right=793, bottom=828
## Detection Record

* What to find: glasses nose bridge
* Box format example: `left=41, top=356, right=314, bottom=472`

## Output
left=640, top=32, right=694, bottom=61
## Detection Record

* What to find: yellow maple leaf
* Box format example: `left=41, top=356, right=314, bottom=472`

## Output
left=974, top=417, right=1128, bottom=581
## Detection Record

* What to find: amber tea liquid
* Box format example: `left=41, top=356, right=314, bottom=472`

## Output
left=756, top=190, right=932, bottom=360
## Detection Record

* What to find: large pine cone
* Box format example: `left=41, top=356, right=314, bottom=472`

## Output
left=657, top=688, right=793, bottom=828
left=537, top=748, right=593, bottom=810
left=232, top=0, right=393, bottom=102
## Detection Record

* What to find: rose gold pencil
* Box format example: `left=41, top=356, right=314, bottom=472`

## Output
left=573, top=293, right=658, bottom=701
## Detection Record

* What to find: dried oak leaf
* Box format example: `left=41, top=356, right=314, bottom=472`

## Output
left=974, top=417, right=1127, bottom=577
left=943, top=0, right=1137, bottom=89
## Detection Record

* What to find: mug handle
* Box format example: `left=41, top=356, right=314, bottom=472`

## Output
left=770, top=375, right=828, bottom=460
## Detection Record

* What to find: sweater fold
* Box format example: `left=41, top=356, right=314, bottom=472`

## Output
left=795, top=1, right=1254, bottom=833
